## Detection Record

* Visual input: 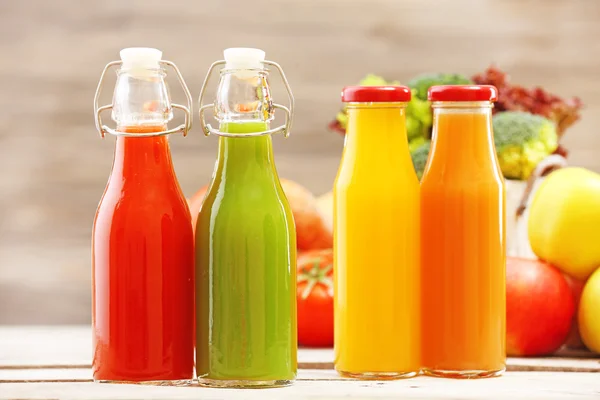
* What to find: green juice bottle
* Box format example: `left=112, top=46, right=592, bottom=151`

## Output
left=195, top=48, right=297, bottom=388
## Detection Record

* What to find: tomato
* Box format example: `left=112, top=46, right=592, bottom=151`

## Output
left=297, top=248, right=334, bottom=347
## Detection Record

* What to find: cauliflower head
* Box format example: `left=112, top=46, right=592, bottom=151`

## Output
left=493, top=111, right=559, bottom=180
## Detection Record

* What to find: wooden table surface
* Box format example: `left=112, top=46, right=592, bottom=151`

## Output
left=0, top=327, right=599, bottom=399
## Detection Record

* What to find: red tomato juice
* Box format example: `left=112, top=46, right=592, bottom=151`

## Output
left=92, top=125, right=194, bottom=382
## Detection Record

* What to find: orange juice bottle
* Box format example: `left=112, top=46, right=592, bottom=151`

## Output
left=421, top=85, right=506, bottom=378
left=334, top=86, right=420, bottom=379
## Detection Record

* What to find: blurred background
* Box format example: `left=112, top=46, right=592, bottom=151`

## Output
left=1, top=0, right=599, bottom=324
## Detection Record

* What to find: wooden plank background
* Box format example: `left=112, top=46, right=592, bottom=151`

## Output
left=1, top=0, right=599, bottom=324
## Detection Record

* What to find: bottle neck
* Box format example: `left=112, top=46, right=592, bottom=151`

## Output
left=344, top=103, right=411, bottom=161
left=215, top=69, right=273, bottom=124
left=112, top=68, right=172, bottom=129
left=427, top=104, right=498, bottom=176
left=109, top=125, right=176, bottom=182
left=216, top=122, right=276, bottom=176
left=108, top=67, right=177, bottom=182
left=212, top=67, right=276, bottom=177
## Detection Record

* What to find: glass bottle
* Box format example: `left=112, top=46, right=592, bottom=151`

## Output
left=334, top=86, right=420, bottom=379
left=421, top=85, right=506, bottom=378
left=91, top=48, right=194, bottom=384
left=195, top=48, right=297, bottom=388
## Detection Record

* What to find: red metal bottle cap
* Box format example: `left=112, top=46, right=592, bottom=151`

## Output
left=341, top=86, right=412, bottom=103
left=427, top=85, right=498, bottom=102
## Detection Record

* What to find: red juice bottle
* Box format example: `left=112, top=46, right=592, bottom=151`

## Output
left=91, top=48, right=194, bottom=384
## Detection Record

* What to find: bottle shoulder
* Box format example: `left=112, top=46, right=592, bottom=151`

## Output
left=197, top=184, right=296, bottom=245
left=421, top=162, right=505, bottom=188
left=95, top=183, right=190, bottom=223
left=200, top=181, right=292, bottom=220
left=335, top=162, right=420, bottom=189
left=202, top=185, right=290, bottom=211
left=420, top=171, right=505, bottom=195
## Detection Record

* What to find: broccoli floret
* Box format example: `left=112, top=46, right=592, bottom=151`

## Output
left=406, top=90, right=432, bottom=141
left=406, top=73, right=473, bottom=139
left=407, top=73, right=473, bottom=101
left=334, top=73, right=471, bottom=141
left=335, top=74, right=428, bottom=140
left=408, top=136, right=427, bottom=153
left=493, top=111, right=558, bottom=180
left=410, top=140, right=431, bottom=180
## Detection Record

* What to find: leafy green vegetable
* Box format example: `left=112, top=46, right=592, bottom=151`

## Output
left=335, top=110, right=348, bottom=131
left=407, top=73, right=473, bottom=101
left=493, top=111, right=558, bottom=180
left=406, top=90, right=432, bottom=141
left=408, top=136, right=427, bottom=153
left=334, top=72, right=472, bottom=144
left=405, top=73, right=473, bottom=140
left=410, top=140, right=431, bottom=180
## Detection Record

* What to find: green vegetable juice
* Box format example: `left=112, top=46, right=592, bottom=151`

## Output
left=195, top=121, right=297, bottom=387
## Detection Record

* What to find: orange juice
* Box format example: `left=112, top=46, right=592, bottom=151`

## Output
left=421, top=85, right=506, bottom=378
left=334, top=86, right=420, bottom=379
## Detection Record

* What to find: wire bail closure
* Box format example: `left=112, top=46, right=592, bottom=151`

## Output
left=93, top=60, right=193, bottom=138
left=198, top=60, right=294, bottom=138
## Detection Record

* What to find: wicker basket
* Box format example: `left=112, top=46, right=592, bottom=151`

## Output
left=506, top=155, right=568, bottom=258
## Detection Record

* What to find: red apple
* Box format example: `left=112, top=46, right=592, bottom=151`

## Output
left=563, top=274, right=587, bottom=349
left=280, top=179, right=333, bottom=251
left=506, top=257, right=575, bottom=356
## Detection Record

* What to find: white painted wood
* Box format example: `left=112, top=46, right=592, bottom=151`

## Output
left=1, top=327, right=599, bottom=372
left=0, top=326, right=598, bottom=398
left=0, top=372, right=599, bottom=400
left=0, top=368, right=92, bottom=382
left=0, top=368, right=342, bottom=383
left=508, top=355, right=600, bottom=372
left=0, top=326, right=90, bottom=367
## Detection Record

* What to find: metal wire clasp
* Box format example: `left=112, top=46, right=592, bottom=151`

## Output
left=93, top=60, right=193, bottom=138
left=197, top=60, right=294, bottom=138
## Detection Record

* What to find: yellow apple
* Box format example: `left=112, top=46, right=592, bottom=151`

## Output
left=579, top=266, right=600, bottom=353
left=528, top=167, right=600, bottom=280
